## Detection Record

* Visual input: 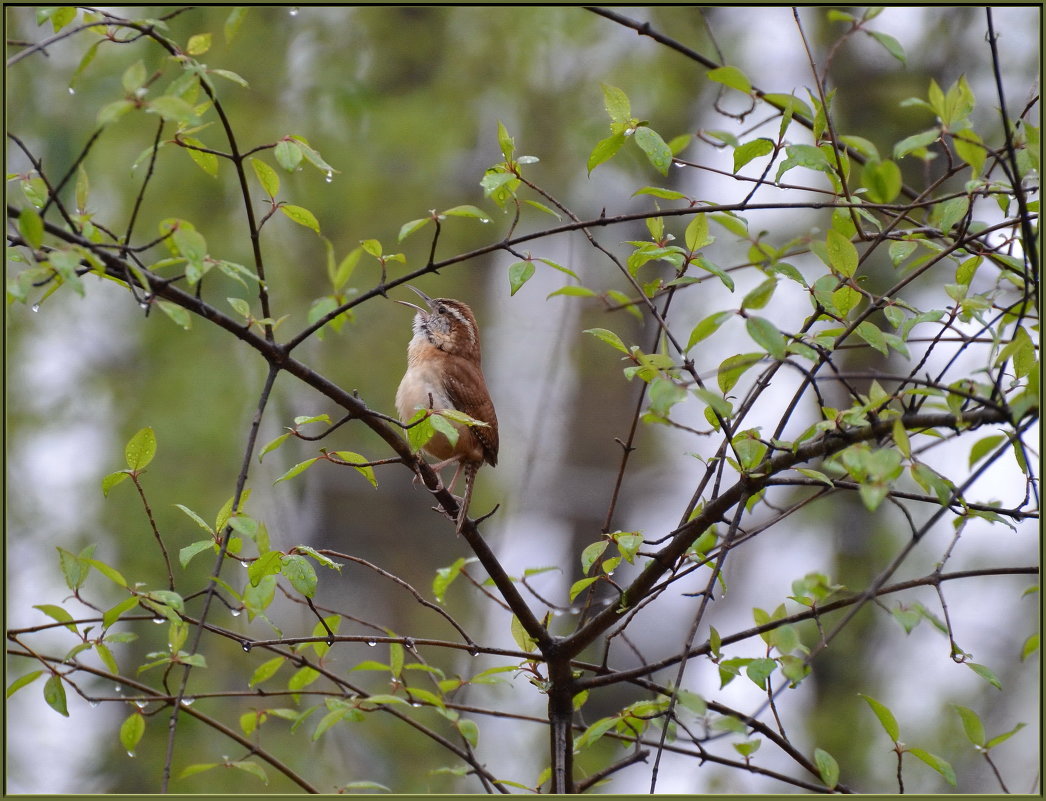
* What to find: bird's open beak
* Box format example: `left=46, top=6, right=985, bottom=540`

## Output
left=395, top=285, right=434, bottom=314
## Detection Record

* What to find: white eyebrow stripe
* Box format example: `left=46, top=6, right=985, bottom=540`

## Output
left=443, top=302, right=476, bottom=346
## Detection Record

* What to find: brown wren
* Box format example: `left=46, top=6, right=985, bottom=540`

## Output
left=395, top=285, right=498, bottom=531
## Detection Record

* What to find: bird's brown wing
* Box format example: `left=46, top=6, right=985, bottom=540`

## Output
left=443, top=357, right=499, bottom=467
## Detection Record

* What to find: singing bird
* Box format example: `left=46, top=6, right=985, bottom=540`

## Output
left=395, top=286, right=498, bottom=532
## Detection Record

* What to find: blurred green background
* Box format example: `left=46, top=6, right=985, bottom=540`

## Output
left=5, top=5, right=1039, bottom=794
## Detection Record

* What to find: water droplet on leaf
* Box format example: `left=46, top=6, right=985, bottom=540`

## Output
left=31, top=304, right=40, bottom=313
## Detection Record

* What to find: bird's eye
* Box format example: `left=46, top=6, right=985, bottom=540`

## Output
left=437, top=305, right=446, bottom=314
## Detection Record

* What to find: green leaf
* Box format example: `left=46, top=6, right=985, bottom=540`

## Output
left=229, top=761, right=268, bottom=785
left=456, top=718, right=479, bottom=748
left=862, top=159, right=902, bottom=203
left=687, top=310, right=733, bottom=351
left=274, top=139, right=303, bottom=171
left=33, top=604, right=78, bottom=633
left=496, top=120, right=515, bottom=160
left=103, top=595, right=139, bottom=628
left=575, top=715, right=616, bottom=751
left=18, top=207, right=44, bottom=250
left=547, top=284, right=597, bottom=299
left=855, top=320, right=889, bottom=356
left=907, top=748, right=956, bottom=786
left=86, top=558, right=128, bottom=589
left=814, top=747, right=840, bottom=789
left=718, top=352, right=762, bottom=394
left=178, top=138, right=217, bottom=178
left=587, top=132, right=627, bottom=174
left=741, top=277, right=778, bottom=310
left=867, top=30, right=906, bottom=64
left=122, top=60, right=146, bottom=93
left=101, top=471, right=130, bottom=497
left=860, top=693, right=900, bottom=741
left=684, top=214, right=714, bottom=252
left=634, top=126, right=673, bottom=176
left=584, top=327, right=629, bottom=354
left=832, top=285, right=861, bottom=317
left=7, top=670, right=45, bottom=698
left=825, top=229, right=858, bottom=277
left=647, top=377, right=686, bottom=416
left=174, top=504, right=214, bottom=535
left=329, top=451, right=377, bottom=487
left=795, top=467, right=833, bottom=486
left=601, top=83, right=631, bottom=124
left=397, top=218, right=430, bottom=241
left=1020, top=633, right=1038, bottom=662
left=186, top=32, right=211, bottom=56
left=580, top=540, right=609, bottom=573
left=248, top=550, right=283, bottom=588
left=224, top=7, right=249, bottom=43
left=953, top=130, right=985, bottom=174
left=776, top=144, right=831, bottom=182
left=120, top=712, right=146, bottom=755
left=251, top=158, right=280, bottom=198
left=178, top=539, right=215, bottom=569
left=985, top=721, right=1027, bottom=750
left=746, top=316, right=787, bottom=360
left=179, top=763, right=218, bottom=780
left=156, top=301, right=192, bottom=330
left=692, top=256, right=734, bottom=290
left=147, top=96, right=198, bottom=125
left=274, top=458, right=320, bottom=484
left=281, top=554, right=318, bottom=597
left=289, top=135, right=338, bottom=175
left=966, top=661, right=1001, bottom=690
left=733, top=138, right=774, bottom=173
left=707, top=65, right=753, bottom=94
left=280, top=204, right=321, bottom=234
left=569, top=577, right=599, bottom=602
left=43, top=674, right=69, bottom=717
left=56, top=545, right=94, bottom=591
left=429, top=413, right=459, bottom=448
left=931, top=196, right=969, bottom=232
left=442, top=204, right=490, bottom=221
left=745, top=657, right=776, bottom=689
left=508, top=261, right=535, bottom=296
left=124, top=427, right=157, bottom=471
left=954, top=705, right=985, bottom=747
left=510, top=615, right=536, bottom=653
left=893, top=128, right=940, bottom=160
left=968, top=434, right=1006, bottom=468
left=249, top=656, right=285, bottom=688
left=97, top=99, right=135, bottom=127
